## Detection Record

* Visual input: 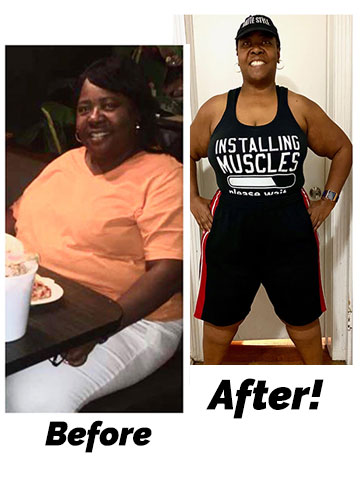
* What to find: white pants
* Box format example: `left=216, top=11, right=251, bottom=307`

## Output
left=6, top=318, right=182, bottom=413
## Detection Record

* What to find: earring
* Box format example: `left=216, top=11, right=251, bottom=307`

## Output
left=75, top=131, right=82, bottom=143
left=135, top=123, right=141, bottom=131
left=277, top=59, right=284, bottom=70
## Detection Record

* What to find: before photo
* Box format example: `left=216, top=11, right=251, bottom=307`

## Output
left=5, top=45, right=183, bottom=412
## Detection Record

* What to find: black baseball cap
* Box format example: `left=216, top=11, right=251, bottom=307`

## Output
left=235, top=15, right=280, bottom=47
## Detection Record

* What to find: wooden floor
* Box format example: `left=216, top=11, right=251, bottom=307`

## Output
left=195, top=340, right=346, bottom=365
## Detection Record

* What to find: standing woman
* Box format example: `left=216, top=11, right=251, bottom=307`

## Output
left=191, top=15, right=352, bottom=365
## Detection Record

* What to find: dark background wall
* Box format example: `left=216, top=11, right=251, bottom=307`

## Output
left=6, top=45, right=182, bottom=163
left=6, top=46, right=112, bottom=135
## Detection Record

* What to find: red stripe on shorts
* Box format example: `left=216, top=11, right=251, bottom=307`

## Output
left=194, top=190, right=222, bottom=319
left=301, top=188, right=326, bottom=313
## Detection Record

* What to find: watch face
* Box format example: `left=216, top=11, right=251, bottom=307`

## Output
left=323, top=190, right=337, bottom=201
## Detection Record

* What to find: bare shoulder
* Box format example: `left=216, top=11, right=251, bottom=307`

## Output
left=288, top=90, right=326, bottom=116
left=287, top=90, right=308, bottom=105
left=287, top=90, right=326, bottom=134
left=202, top=92, right=228, bottom=111
left=288, top=90, right=351, bottom=156
left=191, top=92, right=228, bottom=160
left=194, top=93, right=228, bottom=130
left=288, top=89, right=341, bottom=126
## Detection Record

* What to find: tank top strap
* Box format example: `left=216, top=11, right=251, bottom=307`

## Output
left=275, top=85, right=293, bottom=121
left=222, top=87, right=241, bottom=123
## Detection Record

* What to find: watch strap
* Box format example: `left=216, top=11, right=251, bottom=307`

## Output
left=321, top=189, right=339, bottom=203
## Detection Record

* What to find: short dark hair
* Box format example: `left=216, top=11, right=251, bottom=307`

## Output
left=74, top=56, right=161, bottom=152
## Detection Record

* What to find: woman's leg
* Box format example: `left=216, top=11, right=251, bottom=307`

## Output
left=285, top=318, right=323, bottom=365
left=203, top=320, right=243, bottom=365
left=6, top=318, right=182, bottom=412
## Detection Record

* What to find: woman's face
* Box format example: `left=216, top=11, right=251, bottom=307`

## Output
left=76, top=79, right=138, bottom=161
left=236, top=31, right=280, bottom=84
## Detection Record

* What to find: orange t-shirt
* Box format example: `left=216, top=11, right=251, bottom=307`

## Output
left=12, top=147, right=183, bottom=321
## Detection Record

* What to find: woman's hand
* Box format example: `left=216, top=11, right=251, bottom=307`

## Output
left=307, top=199, right=335, bottom=231
left=63, top=340, right=98, bottom=367
left=117, top=259, right=182, bottom=328
left=190, top=195, right=213, bottom=232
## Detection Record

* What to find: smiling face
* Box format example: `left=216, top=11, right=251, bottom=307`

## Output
left=76, top=79, right=139, bottom=164
left=236, top=31, right=280, bottom=85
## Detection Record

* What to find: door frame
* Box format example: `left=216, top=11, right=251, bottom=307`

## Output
left=187, top=15, right=353, bottom=363
left=323, top=15, right=353, bottom=362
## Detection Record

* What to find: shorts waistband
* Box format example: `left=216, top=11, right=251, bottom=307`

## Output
left=218, top=190, right=304, bottom=209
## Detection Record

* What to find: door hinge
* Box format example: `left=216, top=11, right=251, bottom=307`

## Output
left=347, top=301, right=353, bottom=332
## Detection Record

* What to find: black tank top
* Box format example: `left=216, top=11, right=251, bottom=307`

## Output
left=207, top=86, right=307, bottom=199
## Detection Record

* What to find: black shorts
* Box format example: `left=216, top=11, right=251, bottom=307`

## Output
left=194, top=189, right=326, bottom=327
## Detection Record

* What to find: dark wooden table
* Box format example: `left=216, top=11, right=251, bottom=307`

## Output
left=6, top=266, right=123, bottom=376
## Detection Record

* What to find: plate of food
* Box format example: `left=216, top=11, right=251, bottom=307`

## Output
left=31, top=274, right=64, bottom=305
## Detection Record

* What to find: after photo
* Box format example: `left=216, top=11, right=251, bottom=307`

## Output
left=188, top=15, right=352, bottom=365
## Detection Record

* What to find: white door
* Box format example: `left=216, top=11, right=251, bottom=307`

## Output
left=189, top=15, right=333, bottom=354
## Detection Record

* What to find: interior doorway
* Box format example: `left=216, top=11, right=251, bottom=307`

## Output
left=187, top=14, right=352, bottom=363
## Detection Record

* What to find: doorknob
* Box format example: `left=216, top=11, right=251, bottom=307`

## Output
left=309, top=186, right=322, bottom=200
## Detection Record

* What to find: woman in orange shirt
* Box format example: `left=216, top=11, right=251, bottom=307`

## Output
left=6, top=56, right=183, bottom=412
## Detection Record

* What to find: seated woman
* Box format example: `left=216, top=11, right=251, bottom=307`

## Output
left=6, top=56, right=183, bottom=412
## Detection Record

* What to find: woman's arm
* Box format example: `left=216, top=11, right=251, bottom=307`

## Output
left=64, top=258, right=183, bottom=366
left=302, top=96, right=352, bottom=230
left=117, top=258, right=183, bottom=327
left=190, top=156, right=213, bottom=232
left=190, top=94, right=226, bottom=231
